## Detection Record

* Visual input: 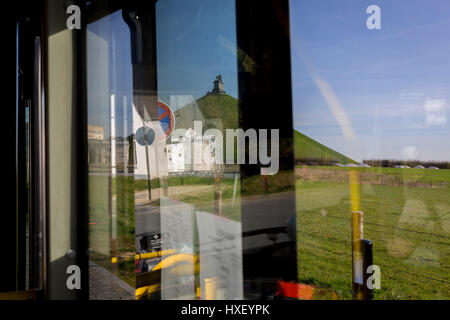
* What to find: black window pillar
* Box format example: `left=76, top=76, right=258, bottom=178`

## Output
left=236, top=0, right=298, bottom=298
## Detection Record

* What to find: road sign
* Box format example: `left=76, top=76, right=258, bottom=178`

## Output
left=136, top=126, right=155, bottom=147
left=135, top=101, right=174, bottom=147
left=157, top=100, right=175, bottom=140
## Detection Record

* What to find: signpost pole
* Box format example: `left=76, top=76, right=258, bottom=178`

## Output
left=145, top=145, right=152, bottom=201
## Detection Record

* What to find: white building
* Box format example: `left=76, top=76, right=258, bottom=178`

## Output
left=131, top=103, right=169, bottom=179
left=166, top=128, right=219, bottom=174
left=166, top=142, right=185, bottom=173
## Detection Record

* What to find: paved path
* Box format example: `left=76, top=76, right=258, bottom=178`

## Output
left=134, top=185, right=213, bottom=205
left=89, top=261, right=135, bottom=300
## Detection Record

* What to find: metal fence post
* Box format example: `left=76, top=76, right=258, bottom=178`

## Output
left=351, top=210, right=374, bottom=300
left=215, top=190, right=223, bottom=216
left=352, top=239, right=373, bottom=300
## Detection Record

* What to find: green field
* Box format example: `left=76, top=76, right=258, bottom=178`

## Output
left=88, top=175, right=137, bottom=286
left=296, top=168, right=450, bottom=299
left=88, top=164, right=450, bottom=299
left=304, top=165, right=450, bottom=185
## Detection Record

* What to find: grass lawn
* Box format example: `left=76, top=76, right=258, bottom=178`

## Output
left=88, top=167, right=450, bottom=299
left=296, top=176, right=450, bottom=299
left=304, top=165, right=450, bottom=185
left=88, top=174, right=136, bottom=287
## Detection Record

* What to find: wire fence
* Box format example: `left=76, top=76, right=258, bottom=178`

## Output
left=298, top=237, right=450, bottom=286
left=296, top=167, right=448, bottom=189
left=299, top=209, right=450, bottom=243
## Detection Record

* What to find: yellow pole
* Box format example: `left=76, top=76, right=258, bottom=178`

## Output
left=349, top=169, right=360, bottom=212
left=349, top=169, right=365, bottom=300
left=204, top=277, right=218, bottom=300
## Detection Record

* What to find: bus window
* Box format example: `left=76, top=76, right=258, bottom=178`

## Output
left=290, top=0, right=450, bottom=299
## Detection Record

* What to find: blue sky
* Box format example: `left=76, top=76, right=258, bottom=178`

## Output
left=156, top=0, right=238, bottom=100
left=87, top=0, right=450, bottom=162
left=289, top=0, right=450, bottom=162
left=87, top=0, right=238, bottom=137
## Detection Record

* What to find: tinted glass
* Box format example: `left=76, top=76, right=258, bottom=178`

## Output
left=290, top=0, right=450, bottom=299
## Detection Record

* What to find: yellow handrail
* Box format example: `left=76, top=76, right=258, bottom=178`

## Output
left=111, top=249, right=176, bottom=264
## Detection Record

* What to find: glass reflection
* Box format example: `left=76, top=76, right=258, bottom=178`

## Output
left=134, top=0, right=242, bottom=300
left=87, top=9, right=136, bottom=299
left=86, top=0, right=297, bottom=300
left=291, top=0, right=450, bottom=299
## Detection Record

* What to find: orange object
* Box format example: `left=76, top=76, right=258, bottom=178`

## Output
left=276, top=281, right=314, bottom=300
